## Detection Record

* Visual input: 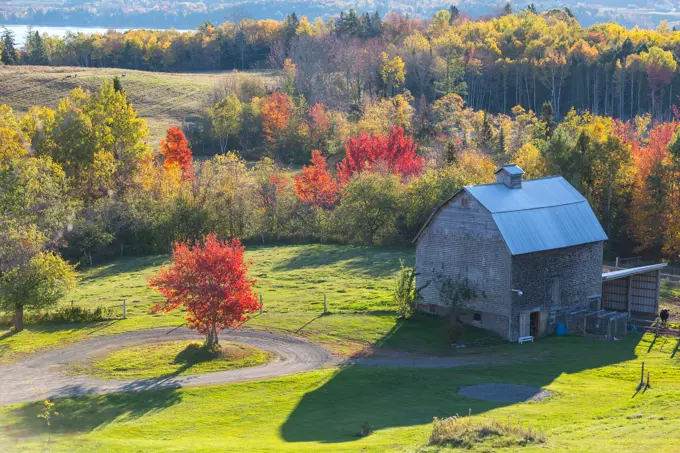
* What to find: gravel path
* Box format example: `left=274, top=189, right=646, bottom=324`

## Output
left=0, top=328, right=335, bottom=406
left=0, top=328, right=531, bottom=407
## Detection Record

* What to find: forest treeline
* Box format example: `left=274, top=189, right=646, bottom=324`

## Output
left=3, top=75, right=680, bottom=266
left=2, top=8, right=680, bottom=119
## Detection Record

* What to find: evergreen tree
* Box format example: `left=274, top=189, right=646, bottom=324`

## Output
left=448, top=5, right=460, bottom=24
left=540, top=102, right=557, bottom=138
left=497, top=126, right=506, bottom=155
left=1, top=27, right=19, bottom=65
left=28, top=31, right=49, bottom=65
left=112, top=76, right=125, bottom=94
left=283, top=13, right=299, bottom=42
left=370, top=12, right=383, bottom=37
left=479, top=112, right=494, bottom=150
left=502, top=3, right=513, bottom=16
left=527, top=3, right=537, bottom=14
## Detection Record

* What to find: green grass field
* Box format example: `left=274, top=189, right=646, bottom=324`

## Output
left=0, top=65, right=277, bottom=144
left=2, top=245, right=680, bottom=452
left=66, top=340, right=272, bottom=380
left=0, top=245, right=429, bottom=362
left=0, top=333, right=678, bottom=452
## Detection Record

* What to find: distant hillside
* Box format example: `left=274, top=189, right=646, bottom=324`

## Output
left=0, top=66, right=276, bottom=145
left=1, top=0, right=679, bottom=29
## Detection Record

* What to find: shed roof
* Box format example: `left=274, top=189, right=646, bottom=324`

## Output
left=414, top=176, right=608, bottom=255
left=602, top=263, right=668, bottom=281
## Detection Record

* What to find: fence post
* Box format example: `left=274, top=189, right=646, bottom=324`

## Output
left=323, top=294, right=327, bottom=314
left=123, top=299, right=127, bottom=319
left=615, top=257, right=619, bottom=269
left=259, top=294, right=263, bottom=314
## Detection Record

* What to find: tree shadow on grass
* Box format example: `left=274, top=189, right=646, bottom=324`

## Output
left=280, top=322, right=641, bottom=444
left=269, top=244, right=413, bottom=278
left=6, top=387, right=182, bottom=437
left=80, top=255, right=168, bottom=282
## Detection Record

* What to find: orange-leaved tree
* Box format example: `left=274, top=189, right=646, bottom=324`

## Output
left=160, top=126, right=193, bottom=179
left=149, top=234, right=260, bottom=348
left=337, top=126, right=423, bottom=183
left=293, top=150, right=338, bottom=208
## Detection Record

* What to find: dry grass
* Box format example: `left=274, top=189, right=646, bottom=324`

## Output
left=429, top=413, right=547, bottom=448
left=0, top=65, right=277, bottom=144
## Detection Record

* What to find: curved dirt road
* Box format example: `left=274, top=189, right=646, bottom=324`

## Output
left=0, top=328, right=334, bottom=406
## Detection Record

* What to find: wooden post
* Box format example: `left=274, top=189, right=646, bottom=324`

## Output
left=615, top=257, right=619, bottom=269
left=123, top=299, right=127, bottom=319
left=640, top=361, right=645, bottom=388
left=259, top=294, right=263, bottom=314
left=323, top=294, right=327, bottom=314
left=646, top=371, right=651, bottom=389
left=627, top=276, right=633, bottom=319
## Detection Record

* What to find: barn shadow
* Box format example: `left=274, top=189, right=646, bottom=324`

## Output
left=280, top=319, right=641, bottom=444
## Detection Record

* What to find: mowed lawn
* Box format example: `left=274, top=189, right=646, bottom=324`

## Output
left=0, top=333, right=678, bottom=452
left=0, top=244, right=422, bottom=362
left=0, top=65, right=277, bottom=144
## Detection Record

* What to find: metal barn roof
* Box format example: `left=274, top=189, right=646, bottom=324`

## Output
left=465, top=176, right=585, bottom=213
left=466, top=176, right=607, bottom=255
left=414, top=175, right=608, bottom=255
left=602, top=263, right=668, bottom=281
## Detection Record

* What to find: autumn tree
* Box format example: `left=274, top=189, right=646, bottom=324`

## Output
left=293, top=150, right=338, bottom=208
left=337, top=126, right=423, bottom=183
left=0, top=220, right=75, bottom=332
left=210, top=94, right=242, bottom=154
left=149, top=234, right=260, bottom=348
left=161, top=126, right=194, bottom=179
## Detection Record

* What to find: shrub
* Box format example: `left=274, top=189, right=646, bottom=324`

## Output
left=360, top=422, right=373, bottom=437
left=30, top=305, right=117, bottom=324
left=393, top=260, right=421, bottom=319
left=429, top=414, right=546, bottom=448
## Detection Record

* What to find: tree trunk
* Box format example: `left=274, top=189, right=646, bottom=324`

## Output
left=206, top=324, right=219, bottom=348
left=14, top=305, right=24, bottom=332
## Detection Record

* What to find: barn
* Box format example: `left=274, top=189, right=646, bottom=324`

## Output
left=414, top=164, right=608, bottom=342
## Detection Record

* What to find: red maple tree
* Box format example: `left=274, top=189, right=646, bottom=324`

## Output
left=337, top=126, right=423, bottom=183
left=161, top=126, right=193, bottom=179
left=293, top=150, right=338, bottom=208
left=149, top=234, right=260, bottom=348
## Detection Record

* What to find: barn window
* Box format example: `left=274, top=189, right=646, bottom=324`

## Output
left=461, top=196, right=469, bottom=208
left=473, top=312, right=482, bottom=322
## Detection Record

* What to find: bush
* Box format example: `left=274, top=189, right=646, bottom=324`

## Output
left=393, top=260, right=420, bottom=319
left=29, top=305, right=117, bottom=324
left=429, top=414, right=546, bottom=448
left=359, top=422, right=373, bottom=437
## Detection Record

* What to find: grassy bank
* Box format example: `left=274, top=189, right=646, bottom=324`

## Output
left=0, top=244, right=423, bottom=362
left=1, top=333, right=678, bottom=452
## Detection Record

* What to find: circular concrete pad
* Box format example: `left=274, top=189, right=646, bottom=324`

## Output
left=459, top=384, right=552, bottom=403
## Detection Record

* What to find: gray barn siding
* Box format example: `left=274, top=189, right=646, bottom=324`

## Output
left=509, top=242, right=603, bottom=341
left=416, top=193, right=512, bottom=339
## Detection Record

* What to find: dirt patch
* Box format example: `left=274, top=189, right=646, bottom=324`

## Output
left=459, top=384, right=552, bottom=403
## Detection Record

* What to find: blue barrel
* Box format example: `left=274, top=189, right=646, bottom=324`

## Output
left=555, top=322, right=568, bottom=336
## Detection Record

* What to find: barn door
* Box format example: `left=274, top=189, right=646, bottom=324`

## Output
left=519, top=313, right=530, bottom=337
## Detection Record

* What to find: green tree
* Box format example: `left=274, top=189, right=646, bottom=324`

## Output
left=26, top=31, right=49, bottom=65
left=334, top=172, right=404, bottom=244
left=210, top=93, right=243, bottom=154
left=0, top=248, right=76, bottom=332
left=1, top=27, right=18, bottom=65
